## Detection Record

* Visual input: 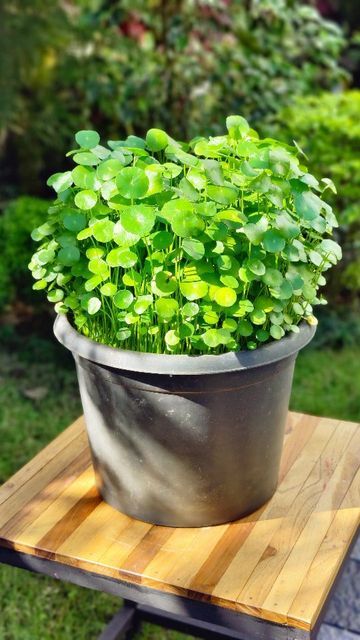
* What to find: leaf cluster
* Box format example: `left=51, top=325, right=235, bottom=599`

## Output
left=29, top=117, right=341, bottom=354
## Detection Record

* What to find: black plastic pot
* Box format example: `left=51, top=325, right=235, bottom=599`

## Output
left=54, top=315, right=315, bottom=527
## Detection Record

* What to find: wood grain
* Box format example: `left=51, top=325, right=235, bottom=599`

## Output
left=0, top=412, right=358, bottom=632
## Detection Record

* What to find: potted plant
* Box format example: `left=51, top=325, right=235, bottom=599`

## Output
left=29, top=116, right=341, bottom=527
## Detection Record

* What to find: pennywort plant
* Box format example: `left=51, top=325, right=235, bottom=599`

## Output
left=29, top=117, right=341, bottom=354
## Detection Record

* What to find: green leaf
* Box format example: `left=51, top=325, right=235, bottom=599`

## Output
left=171, top=210, right=205, bottom=238
left=202, top=328, right=232, bottom=347
left=222, top=318, right=237, bottom=332
left=47, top=171, right=73, bottom=193
left=181, top=302, right=199, bottom=318
left=47, top=289, right=64, bottom=303
left=319, top=239, right=342, bottom=263
left=100, top=282, right=117, bottom=297
left=57, top=246, right=80, bottom=266
left=88, top=258, right=109, bottom=276
left=73, top=152, right=100, bottom=166
left=113, top=220, right=140, bottom=247
left=226, top=115, right=250, bottom=139
left=207, top=185, right=238, bottom=205
left=213, top=287, right=237, bottom=307
left=202, top=159, right=224, bottom=186
left=294, top=190, right=323, bottom=221
left=242, top=217, right=268, bottom=244
left=270, top=325, right=285, bottom=340
left=75, top=130, right=100, bottom=148
left=74, top=189, right=98, bottom=210
left=87, top=296, right=101, bottom=315
left=106, top=248, right=137, bottom=268
left=116, top=328, right=132, bottom=341
left=134, top=295, right=153, bottom=314
left=161, top=198, right=193, bottom=222
left=155, top=298, right=179, bottom=320
left=97, top=159, right=124, bottom=181
left=116, top=167, right=149, bottom=199
left=63, top=212, right=87, bottom=232
left=247, top=259, right=266, bottom=276
left=37, top=249, right=55, bottom=265
left=114, top=290, right=134, bottom=309
left=152, top=271, right=177, bottom=296
left=238, top=320, right=253, bottom=336
left=263, top=230, right=286, bottom=253
left=152, top=231, right=173, bottom=250
left=85, top=275, right=102, bottom=291
left=263, top=268, right=284, bottom=287
left=92, top=219, right=115, bottom=243
left=165, top=330, right=180, bottom=347
left=72, top=166, right=99, bottom=190
left=121, top=205, right=156, bottom=236
left=220, top=275, right=239, bottom=289
left=182, top=238, right=205, bottom=260
left=180, top=281, right=208, bottom=300
left=250, top=309, right=266, bottom=325
left=195, top=202, right=217, bottom=217
left=146, top=128, right=168, bottom=152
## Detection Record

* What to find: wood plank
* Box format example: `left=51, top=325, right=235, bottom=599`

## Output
left=0, top=427, right=89, bottom=530
left=0, top=417, right=85, bottom=506
left=234, top=418, right=356, bottom=610
left=209, top=416, right=335, bottom=602
left=287, top=466, right=360, bottom=630
left=145, top=413, right=321, bottom=596
left=0, top=447, right=91, bottom=541
left=11, top=466, right=96, bottom=553
left=259, top=425, right=360, bottom=626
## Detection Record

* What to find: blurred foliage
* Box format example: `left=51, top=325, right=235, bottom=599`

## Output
left=271, top=90, right=360, bottom=308
left=0, top=196, right=50, bottom=309
left=0, top=0, right=348, bottom=196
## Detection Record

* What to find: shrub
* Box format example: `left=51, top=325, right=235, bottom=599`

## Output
left=29, top=118, right=341, bottom=354
left=0, top=196, right=50, bottom=309
left=271, top=91, right=360, bottom=305
left=1, top=1, right=348, bottom=195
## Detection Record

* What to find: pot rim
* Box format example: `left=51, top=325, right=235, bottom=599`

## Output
left=54, top=314, right=316, bottom=375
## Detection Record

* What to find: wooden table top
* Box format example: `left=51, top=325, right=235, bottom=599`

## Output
left=0, top=412, right=359, bottom=633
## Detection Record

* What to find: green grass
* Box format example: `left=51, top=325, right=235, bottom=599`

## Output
left=0, top=331, right=359, bottom=640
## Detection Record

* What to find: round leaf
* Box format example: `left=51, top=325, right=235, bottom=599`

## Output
left=92, top=219, right=115, bottom=243
left=73, top=152, right=99, bottom=166
left=63, top=212, right=87, bottom=232
left=171, top=210, right=205, bottom=238
left=263, top=230, right=286, bottom=253
left=181, top=302, right=199, bottom=318
left=100, top=282, right=117, bottom=297
left=146, top=128, right=168, bottom=152
left=87, top=296, right=101, bottom=315
left=74, top=190, right=98, bottom=210
left=182, top=238, right=205, bottom=261
left=121, top=205, right=156, bottom=236
left=152, top=271, right=177, bottom=296
left=106, top=248, right=137, bottom=268
left=116, top=167, right=149, bottom=199
left=97, top=159, right=124, bottom=181
left=270, top=325, right=285, bottom=340
left=155, top=298, right=179, bottom=320
left=180, top=281, right=208, bottom=300
left=47, top=171, right=73, bottom=193
left=238, top=320, right=253, bottom=336
left=213, top=287, right=237, bottom=308
left=72, top=166, right=98, bottom=189
left=75, top=130, right=100, bottom=148
left=114, top=290, right=134, bottom=309
left=113, top=220, right=140, bottom=247
left=57, top=246, right=80, bottom=266
left=165, top=330, right=180, bottom=347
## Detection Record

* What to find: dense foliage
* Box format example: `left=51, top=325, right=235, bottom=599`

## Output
left=273, top=91, right=360, bottom=304
left=29, top=117, right=341, bottom=354
left=0, top=196, right=50, bottom=310
left=0, top=0, right=347, bottom=196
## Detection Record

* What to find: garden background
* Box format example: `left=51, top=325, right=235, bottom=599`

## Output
left=0, top=1, right=359, bottom=638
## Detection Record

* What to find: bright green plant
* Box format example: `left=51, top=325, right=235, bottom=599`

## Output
left=272, top=91, right=360, bottom=303
left=29, top=117, right=341, bottom=354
